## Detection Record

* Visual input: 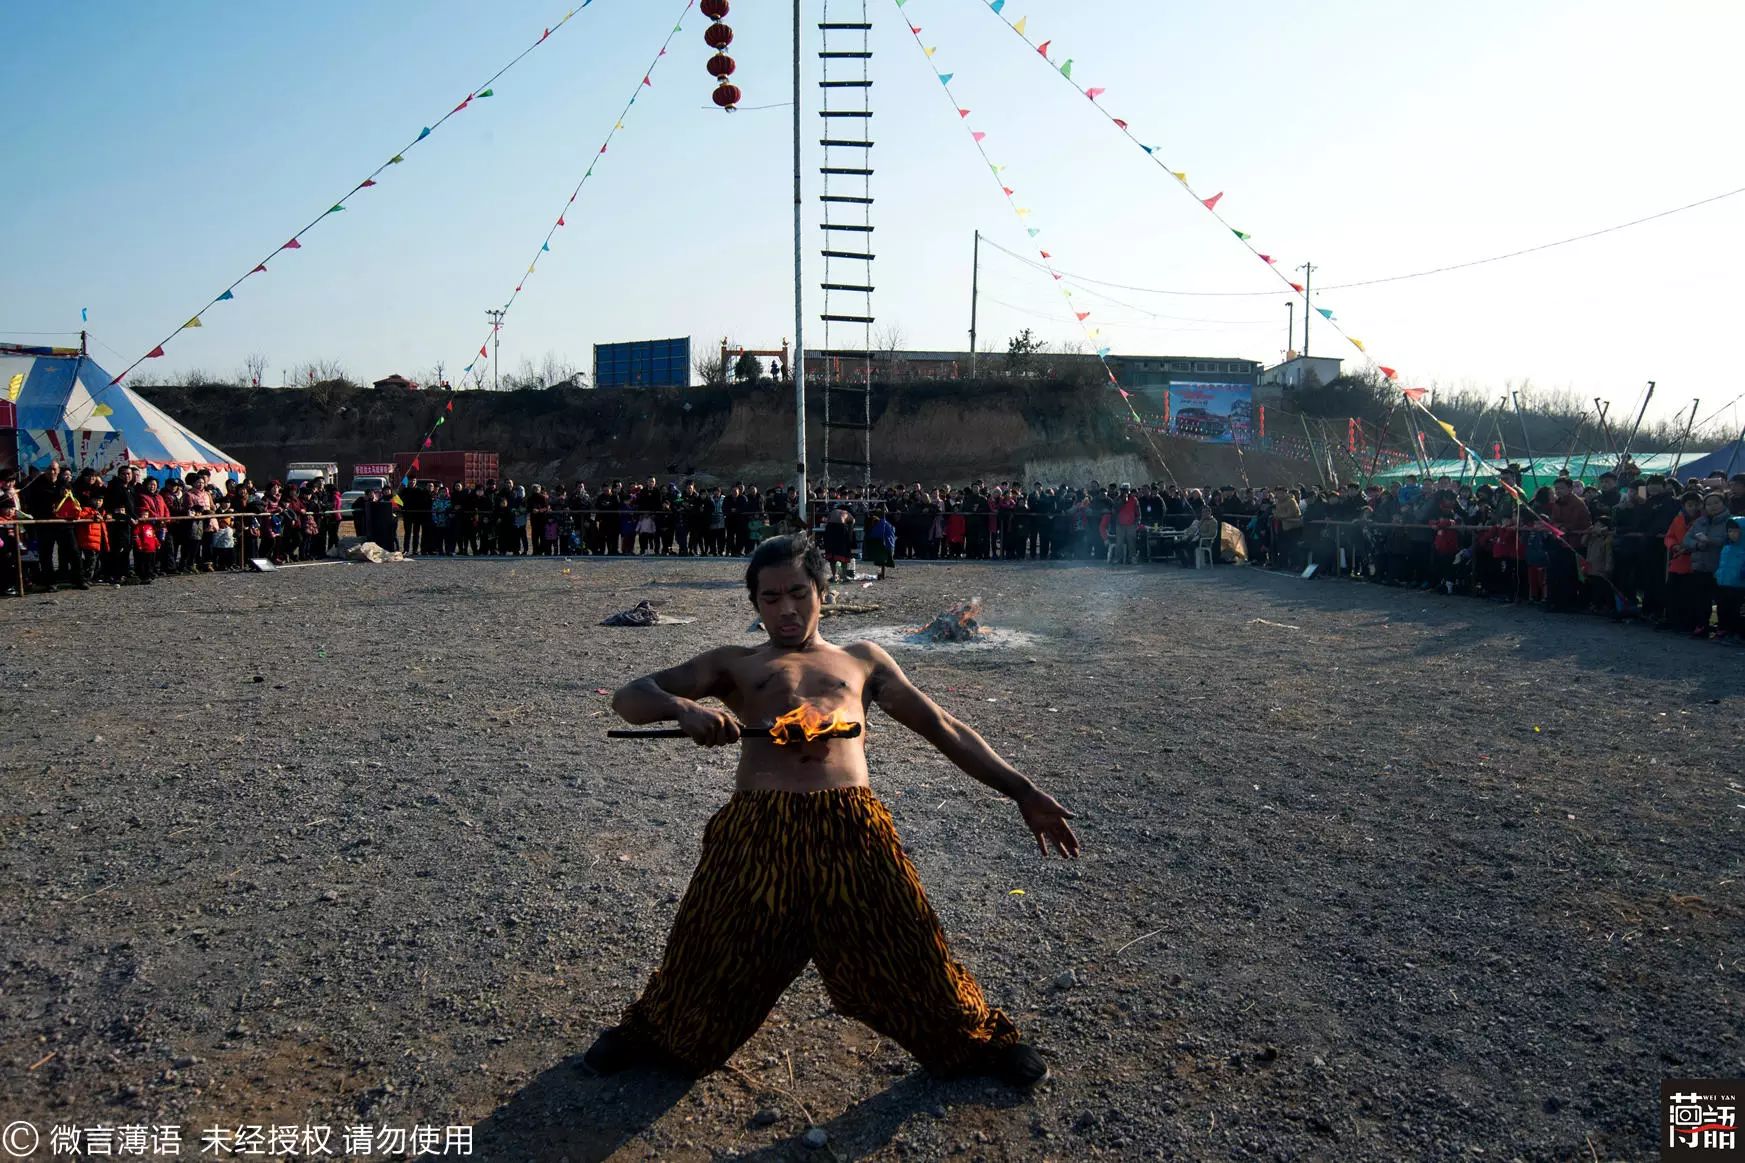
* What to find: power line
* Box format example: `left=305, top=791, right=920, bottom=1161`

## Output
left=979, top=183, right=1745, bottom=298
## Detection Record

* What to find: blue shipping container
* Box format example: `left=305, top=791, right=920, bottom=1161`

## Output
left=594, top=337, right=692, bottom=389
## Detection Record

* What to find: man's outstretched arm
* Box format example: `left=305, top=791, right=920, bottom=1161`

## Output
left=612, top=647, right=742, bottom=746
left=861, top=643, right=1080, bottom=858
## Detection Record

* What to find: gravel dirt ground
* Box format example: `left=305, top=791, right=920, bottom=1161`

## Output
left=2, top=555, right=1740, bottom=1161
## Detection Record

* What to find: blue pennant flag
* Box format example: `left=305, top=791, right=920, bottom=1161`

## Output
left=939, top=73, right=954, bottom=84
left=217, top=290, right=235, bottom=301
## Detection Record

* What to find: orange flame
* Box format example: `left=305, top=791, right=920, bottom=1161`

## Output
left=769, top=704, right=851, bottom=745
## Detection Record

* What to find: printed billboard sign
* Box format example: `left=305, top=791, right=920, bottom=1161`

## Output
left=1166, top=382, right=1255, bottom=445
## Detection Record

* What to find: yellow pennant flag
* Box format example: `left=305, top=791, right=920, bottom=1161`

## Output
left=6, top=373, right=21, bottom=402
left=1172, top=171, right=1187, bottom=182
left=1437, top=420, right=1458, bottom=441
left=1350, top=337, right=1364, bottom=351
left=1013, top=16, right=1027, bottom=34
left=183, top=317, right=203, bottom=329
left=615, top=121, right=624, bottom=129
left=528, top=264, right=537, bottom=274
left=924, top=45, right=937, bottom=57
left=1015, top=207, right=1031, bottom=217
left=92, top=403, right=114, bottom=418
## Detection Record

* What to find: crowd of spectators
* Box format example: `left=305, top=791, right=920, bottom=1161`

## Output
left=1231, top=463, right=1745, bottom=643
left=1, top=461, right=341, bottom=592
left=7, top=460, right=1742, bottom=642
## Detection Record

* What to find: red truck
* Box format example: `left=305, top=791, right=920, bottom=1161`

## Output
left=392, top=451, right=500, bottom=488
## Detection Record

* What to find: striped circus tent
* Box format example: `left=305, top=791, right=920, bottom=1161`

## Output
left=2, top=343, right=244, bottom=481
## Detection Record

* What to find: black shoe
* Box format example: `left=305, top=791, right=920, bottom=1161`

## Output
left=991, top=1043, right=1049, bottom=1088
left=581, top=1026, right=659, bottom=1076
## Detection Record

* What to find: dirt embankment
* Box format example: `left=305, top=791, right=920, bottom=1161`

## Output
left=138, top=380, right=1312, bottom=488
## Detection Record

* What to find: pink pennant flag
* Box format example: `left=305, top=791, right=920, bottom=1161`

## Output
left=1379, top=366, right=1398, bottom=380
left=252, top=263, right=268, bottom=274
left=1289, top=282, right=1304, bottom=293
left=642, top=75, right=652, bottom=86
left=1086, top=88, right=1105, bottom=100
left=1259, top=254, right=1276, bottom=264
left=146, top=345, right=166, bottom=358
left=972, top=131, right=986, bottom=142
left=557, top=216, right=565, bottom=226
left=910, top=25, right=921, bottom=34
left=1052, top=273, right=1062, bottom=280
left=282, top=238, right=302, bottom=250
left=515, top=284, right=522, bottom=292
left=422, top=437, right=433, bottom=449
left=1075, top=311, right=1090, bottom=321
left=541, top=27, right=550, bottom=41
left=1112, top=118, right=1127, bottom=129
left=1040, top=251, right=1052, bottom=258
left=1118, top=388, right=1131, bottom=399
left=958, top=108, right=972, bottom=118
left=479, top=345, right=489, bottom=358
left=600, top=145, right=608, bottom=154
left=1037, top=40, right=1051, bottom=58
left=454, top=96, right=473, bottom=113
left=360, top=179, right=377, bottom=188
left=659, top=47, right=667, bottom=56
left=1202, top=192, right=1223, bottom=210
left=1002, top=186, right=1014, bottom=195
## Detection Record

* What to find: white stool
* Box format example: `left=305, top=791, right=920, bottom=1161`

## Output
left=1195, top=537, right=1215, bottom=569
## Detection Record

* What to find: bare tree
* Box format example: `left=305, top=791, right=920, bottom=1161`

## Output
left=241, top=353, right=269, bottom=388
left=695, top=350, right=728, bottom=387
left=288, top=360, right=352, bottom=389
left=538, top=351, right=581, bottom=389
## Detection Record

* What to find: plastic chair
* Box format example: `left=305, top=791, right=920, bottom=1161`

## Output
left=1195, top=535, right=1216, bottom=569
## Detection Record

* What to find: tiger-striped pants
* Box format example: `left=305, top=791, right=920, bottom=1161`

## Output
left=621, top=787, right=1020, bottom=1075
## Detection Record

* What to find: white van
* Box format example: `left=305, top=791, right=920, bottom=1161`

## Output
left=286, top=461, right=340, bottom=487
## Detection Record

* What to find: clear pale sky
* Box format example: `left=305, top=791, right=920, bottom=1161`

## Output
left=2, top=1, right=1739, bottom=429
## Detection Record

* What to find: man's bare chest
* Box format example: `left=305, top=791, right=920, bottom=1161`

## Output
left=725, top=656, right=870, bottom=722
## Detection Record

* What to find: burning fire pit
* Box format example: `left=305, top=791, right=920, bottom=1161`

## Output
left=919, top=598, right=985, bottom=644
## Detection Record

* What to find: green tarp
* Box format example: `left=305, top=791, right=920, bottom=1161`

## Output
left=1372, top=452, right=1686, bottom=493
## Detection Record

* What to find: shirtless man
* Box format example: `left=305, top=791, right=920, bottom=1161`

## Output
left=586, top=535, right=1079, bottom=1087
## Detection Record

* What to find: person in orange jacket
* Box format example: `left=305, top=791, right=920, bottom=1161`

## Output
left=1662, top=491, right=1703, bottom=632
left=75, top=495, right=109, bottom=582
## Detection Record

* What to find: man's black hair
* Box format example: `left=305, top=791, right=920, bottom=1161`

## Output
left=745, top=534, right=829, bottom=601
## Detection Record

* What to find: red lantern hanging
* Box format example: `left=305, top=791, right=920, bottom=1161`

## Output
left=704, top=0, right=739, bottom=110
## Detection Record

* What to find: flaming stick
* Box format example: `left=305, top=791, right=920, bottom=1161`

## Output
left=609, top=706, right=862, bottom=743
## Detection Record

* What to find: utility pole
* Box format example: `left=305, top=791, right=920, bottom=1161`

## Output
left=969, top=229, right=981, bottom=377
left=791, top=0, right=806, bottom=520
left=1285, top=301, right=1294, bottom=358
left=1296, top=262, right=1316, bottom=357
left=486, top=308, right=506, bottom=391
